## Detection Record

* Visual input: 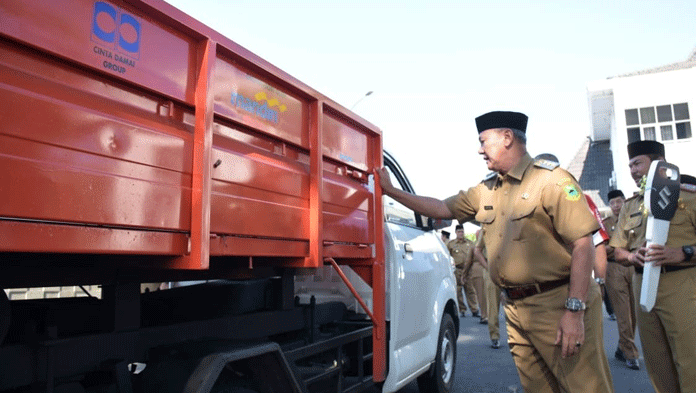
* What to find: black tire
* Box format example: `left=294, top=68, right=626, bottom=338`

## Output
left=417, top=312, right=456, bottom=393
left=0, top=289, right=9, bottom=345
left=211, top=387, right=258, bottom=393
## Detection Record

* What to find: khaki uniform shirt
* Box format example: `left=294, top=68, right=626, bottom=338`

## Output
left=608, top=196, right=646, bottom=252
left=603, top=215, right=618, bottom=237
left=465, top=235, right=486, bottom=278
left=603, top=215, right=618, bottom=260
left=444, top=153, right=600, bottom=288
left=609, top=187, right=696, bottom=263
left=447, top=238, right=474, bottom=268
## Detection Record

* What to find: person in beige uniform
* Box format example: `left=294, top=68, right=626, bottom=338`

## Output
left=440, top=230, right=450, bottom=244
left=610, top=140, right=696, bottom=393
left=603, top=189, right=640, bottom=370
left=447, top=225, right=479, bottom=317
left=377, top=110, right=614, bottom=393
left=464, top=231, right=488, bottom=324
left=474, top=231, right=505, bottom=348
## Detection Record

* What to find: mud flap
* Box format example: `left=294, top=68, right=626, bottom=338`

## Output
left=184, top=342, right=303, bottom=393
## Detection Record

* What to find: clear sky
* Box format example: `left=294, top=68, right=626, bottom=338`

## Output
left=165, top=0, right=695, bottom=206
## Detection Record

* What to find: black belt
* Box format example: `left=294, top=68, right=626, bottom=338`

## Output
left=503, top=278, right=570, bottom=300
left=635, top=264, right=696, bottom=274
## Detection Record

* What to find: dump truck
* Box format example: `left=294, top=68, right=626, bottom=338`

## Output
left=0, top=1, right=459, bottom=392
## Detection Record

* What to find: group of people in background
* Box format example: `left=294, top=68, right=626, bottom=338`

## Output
left=379, top=110, right=695, bottom=393
left=443, top=225, right=489, bottom=325
left=442, top=226, right=500, bottom=348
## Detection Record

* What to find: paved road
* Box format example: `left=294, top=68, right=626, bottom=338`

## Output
left=394, top=307, right=653, bottom=393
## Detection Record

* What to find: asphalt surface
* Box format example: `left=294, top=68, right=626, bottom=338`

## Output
left=392, top=306, right=654, bottom=393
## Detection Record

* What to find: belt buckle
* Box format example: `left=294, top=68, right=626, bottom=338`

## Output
left=506, top=287, right=521, bottom=299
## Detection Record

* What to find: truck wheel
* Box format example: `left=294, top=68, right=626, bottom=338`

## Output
left=417, top=313, right=456, bottom=393
left=0, top=289, right=9, bottom=345
left=211, top=388, right=258, bottom=393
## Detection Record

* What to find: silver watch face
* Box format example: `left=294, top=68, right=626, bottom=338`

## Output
left=565, top=297, right=584, bottom=311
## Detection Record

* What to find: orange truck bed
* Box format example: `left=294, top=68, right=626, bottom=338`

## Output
left=0, top=0, right=384, bottom=274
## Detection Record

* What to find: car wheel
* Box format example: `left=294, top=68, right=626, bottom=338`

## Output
left=417, top=312, right=456, bottom=393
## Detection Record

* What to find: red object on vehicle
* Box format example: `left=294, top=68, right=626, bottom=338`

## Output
left=0, top=0, right=386, bottom=381
left=585, top=194, right=610, bottom=244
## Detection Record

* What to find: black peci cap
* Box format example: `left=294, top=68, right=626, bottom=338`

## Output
left=441, top=230, right=450, bottom=238
left=475, top=111, right=528, bottom=133
left=607, top=190, right=625, bottom=200
left=627, top=140, right=665, bottom=159
left=455, top=224, right=463, bottom=231
left=682, top=174, right=696, bottom=186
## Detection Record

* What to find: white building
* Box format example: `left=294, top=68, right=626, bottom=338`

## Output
left=587, top=49, right=696, bottom=196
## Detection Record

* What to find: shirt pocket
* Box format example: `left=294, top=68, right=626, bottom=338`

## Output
left=667, top=209, right=691, bottom=238
left=623, top=214, right=643, bottom=247
left=670, top=209, right=690, bottom=226
left=510, top=201, right=537, bottom=241
left=475, top=209, right=496, bottom=225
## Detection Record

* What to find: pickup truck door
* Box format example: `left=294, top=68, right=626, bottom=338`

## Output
left=382, top=153, right=454, bottom=392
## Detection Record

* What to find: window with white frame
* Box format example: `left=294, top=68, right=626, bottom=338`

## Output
left=625, top=102, right=691, bottom=143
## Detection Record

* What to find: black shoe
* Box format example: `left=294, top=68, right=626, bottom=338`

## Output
left=615, top=348, right=626, bottom=362
left=608, top=314, right=617, bottom=321
left=626, top=359, right=640, bottom=370
left=491, top=339, right=500, bottom=349
left=479, top=317, right=488, bottom=325
left=471, top=311, right=481, bottom=318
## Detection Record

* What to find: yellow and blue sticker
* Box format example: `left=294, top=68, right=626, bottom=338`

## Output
left=563, top=184, right=581, bottom=201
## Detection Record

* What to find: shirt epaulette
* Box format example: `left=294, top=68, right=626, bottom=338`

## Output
left=625, top=193, right=641, bottom=202
left=482, top=171, right=497, bottom=182
left=533, top=158, right=559, bottom=171
left=681, top=183, right=696, bottom=193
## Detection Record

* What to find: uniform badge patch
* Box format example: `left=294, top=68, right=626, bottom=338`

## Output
left=563, top=184, right=581, bottom=201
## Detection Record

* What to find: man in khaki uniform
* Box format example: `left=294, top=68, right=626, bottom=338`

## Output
left=465, top=231, right=488, bottom=324
left=474, top=232, right=505, bottom=348
left=440, top=230, right=450, bottom=244
left=610, top=140, right=696, bottom=393
left=447, top=225, right=479, bottom=317
left=378, top=110, right=614, bottom=392
left=603, top=189, right=640, bottom=370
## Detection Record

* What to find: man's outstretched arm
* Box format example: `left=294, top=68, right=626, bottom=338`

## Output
left=377, top=167, right=454, bottom=219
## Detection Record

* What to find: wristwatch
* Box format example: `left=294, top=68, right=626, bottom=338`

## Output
left=595, top=277, right=605, bottom=285
left=564, top=297, right=586, bottom=312
left=683, top=245, right=694, bottom=261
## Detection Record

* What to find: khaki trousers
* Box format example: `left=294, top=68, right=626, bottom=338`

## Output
left=455, top=267, right=479, bottom=314
left=605, top=262, right=638, bottom=359
left=469, top=271, right=487, bottom=319
left=484, top=271, right=503, bottom=340
left=505, top=282, right=614, bottom=393
left=633, top=266, right=696, bottom=393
